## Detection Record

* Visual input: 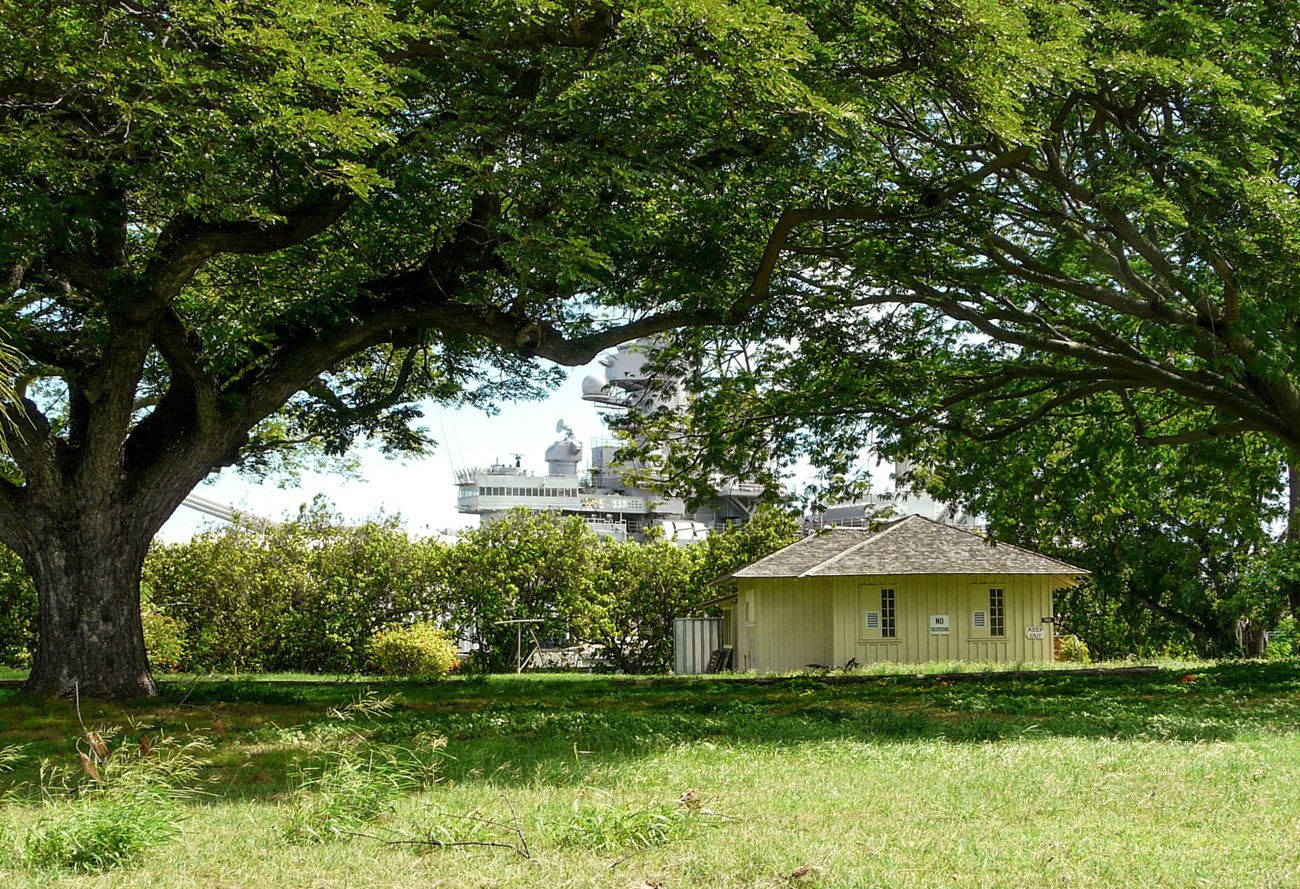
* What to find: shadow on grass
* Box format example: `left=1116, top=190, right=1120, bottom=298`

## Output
left=1, top=661, right=1297, bottom=802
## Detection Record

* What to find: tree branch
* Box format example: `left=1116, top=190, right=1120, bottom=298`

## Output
left=145, top=189, right=358, bottom=300
left=751, top=145, right=1035, bottom=303
left=1129, top=587, right=1215, bottom=641
left=304, top=348, right=419, bottom=420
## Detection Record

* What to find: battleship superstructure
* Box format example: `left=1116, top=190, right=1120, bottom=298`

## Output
left=454, top=341, right=764, bottom=541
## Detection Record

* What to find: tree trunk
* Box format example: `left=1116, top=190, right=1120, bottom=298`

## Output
left=1235, top=618, right=1269, bottom=658
left=18, top=507, right=156, bottom=699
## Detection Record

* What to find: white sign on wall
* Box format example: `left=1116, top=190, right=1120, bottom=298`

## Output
left=1026, top=625, right=1045, bottom=640
left=930, top=614, right=950, bottom=635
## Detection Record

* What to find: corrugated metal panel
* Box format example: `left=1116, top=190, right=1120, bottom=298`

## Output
left=673, top=618, right=723, bottom=675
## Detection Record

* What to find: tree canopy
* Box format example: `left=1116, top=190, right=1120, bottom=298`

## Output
left=609, top=0, right=1300, bottom=641
left=642, top=0, right=1300, bottom=550
left=2, top=0, right=822, bottom=490
left=758, top=0, right=1300, bottom=450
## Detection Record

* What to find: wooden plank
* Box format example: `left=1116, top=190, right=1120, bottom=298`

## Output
left=706, top=646, right=733, bottom=673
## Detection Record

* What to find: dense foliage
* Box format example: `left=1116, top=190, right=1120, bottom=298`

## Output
left=127, top=505, right=799, bottom=675
left=898, top=405, right=1290, bottom=657
left=143, top=502, right=451, bottom=673
left=4, top=492, right=1287, bottom=670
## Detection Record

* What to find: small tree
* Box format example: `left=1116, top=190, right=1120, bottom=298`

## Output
left=693, top=505, right=802, bottom=588
left=576, top=534, right=699, bottom=673
left=449, top=510, right=599, bottom=671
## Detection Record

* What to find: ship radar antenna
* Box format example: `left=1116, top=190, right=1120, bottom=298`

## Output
left=556, top=419, right=575, bottom=440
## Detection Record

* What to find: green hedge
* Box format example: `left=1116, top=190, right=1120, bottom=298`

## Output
left=144, top=504, right=453, bottom=673
left=3, top=503, right=802, bottom=675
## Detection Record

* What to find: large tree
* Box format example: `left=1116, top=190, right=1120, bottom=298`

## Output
left=639, top=0, right=1300, bottom=618
left=0, top=0, right=828, bottom=696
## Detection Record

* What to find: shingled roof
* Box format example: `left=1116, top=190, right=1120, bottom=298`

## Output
left=721, top=515, right=1087, bottom=580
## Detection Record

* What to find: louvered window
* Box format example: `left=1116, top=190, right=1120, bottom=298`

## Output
left=972, top=610, right=987, bottom=630
left=865, top=611, right=880, bottom=630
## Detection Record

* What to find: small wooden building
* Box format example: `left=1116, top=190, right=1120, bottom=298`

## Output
left=714, top=515, right=1087, bottom=671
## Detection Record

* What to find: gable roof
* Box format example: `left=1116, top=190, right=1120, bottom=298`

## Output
left=722, top=515, right=1087, bottom=581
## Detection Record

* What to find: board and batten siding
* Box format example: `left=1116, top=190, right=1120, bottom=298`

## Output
left=734, top=578, right=834, bottom=672
left=835, top=574, right=1053, bottom=666
left=736, top=574, right=1055, bottom=671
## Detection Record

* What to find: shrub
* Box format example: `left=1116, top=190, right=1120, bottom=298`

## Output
left=141, top=608, right=187, bottom=673
left=448, top=510, right=598, bottom=672
left=367, top=623, right=459, bottom=678
left=0, top=547, right=36, bottom=668
left=1056, top=634, right=1091, bottom=663
left=576, top=537, right=698, bottom=674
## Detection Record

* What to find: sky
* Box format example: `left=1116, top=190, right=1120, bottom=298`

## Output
left=156, top=356, right=613, bottom=541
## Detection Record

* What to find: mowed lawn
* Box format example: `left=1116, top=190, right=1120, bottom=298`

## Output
left=1, top=662, right=1298, bottom=888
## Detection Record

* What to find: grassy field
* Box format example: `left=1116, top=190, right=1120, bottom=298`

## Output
left=0, top=661, right=1298, bottom=888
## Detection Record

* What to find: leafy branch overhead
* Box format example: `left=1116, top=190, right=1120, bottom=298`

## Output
left=0, top=0, right=823, bottom=508
left=736, top=0, right=1300, bottom=458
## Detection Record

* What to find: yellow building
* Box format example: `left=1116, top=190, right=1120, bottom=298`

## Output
left=715, top=515, right=1087, bottom=671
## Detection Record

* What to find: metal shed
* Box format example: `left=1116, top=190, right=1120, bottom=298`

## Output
left=673, top=617, right=724, bottom=675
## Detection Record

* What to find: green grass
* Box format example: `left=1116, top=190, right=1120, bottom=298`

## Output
left=1, top=660, right=1298, bottom=886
